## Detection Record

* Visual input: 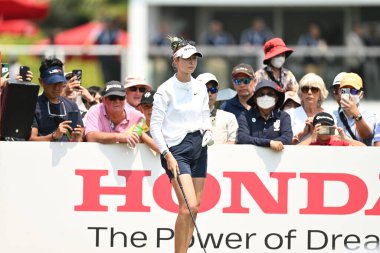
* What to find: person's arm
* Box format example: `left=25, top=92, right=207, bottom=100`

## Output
left=86, top=131, right=139, bottom=145
left=29, top=120, right=73, bottom=142
left=298, top=124, right=319, bottom=146
left=273, top=112, right=293, bottom=145
left=236, top=111, right=271, bottom=147
left=150, top=91, right=169, bottom=153
left=336, top=127, right=366, bottom=146
left=341, top=97, right=373, bottom=139
left=140, top=132, right=160, bottom=153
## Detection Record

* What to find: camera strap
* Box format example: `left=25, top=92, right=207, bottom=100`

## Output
left=338, top=108, right=357, bottom=140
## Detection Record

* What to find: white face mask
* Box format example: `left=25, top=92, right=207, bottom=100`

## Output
left=256, top=95, right=276, bottom=109
left=270, top=56, right=286, bottom=68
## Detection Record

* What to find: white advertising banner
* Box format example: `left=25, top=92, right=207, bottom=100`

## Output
left=0, top=142, right=379, bottom=253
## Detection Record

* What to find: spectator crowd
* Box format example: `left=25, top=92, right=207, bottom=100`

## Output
left=1, top=35, right=380, bottom=148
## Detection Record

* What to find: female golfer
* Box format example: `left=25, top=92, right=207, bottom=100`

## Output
left=150, top=36, right=213, bottom=253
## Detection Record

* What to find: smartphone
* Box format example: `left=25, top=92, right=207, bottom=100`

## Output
left=68, top=111, right=80, bottom=130
left=340, top=88, right=350, bottom=101
left=319, top=126, right=335, bottom=135
left=72, top=69, right=82, bottom=84
left=19, top=66, right=30, bottom=81
left=1, top=63, right=9, bottom=78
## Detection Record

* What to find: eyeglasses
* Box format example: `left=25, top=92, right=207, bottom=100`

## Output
left=128, top=87, right=147, bottom=93
left=207, top=87, right=218, bottom=94
left=233, top=77, right=252, bottom=85
left=301, top=86, right=320, bottom=94
left=174, top=40, right=196, bottom=51
left=256, top=91, right=275, bottom=97
left=108, top=95, right=125, bottom=101
left=47, top=101, right=67, bottom=118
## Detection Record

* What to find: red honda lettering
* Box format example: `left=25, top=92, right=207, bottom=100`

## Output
left=223, top=172, right=296, bottom=213
left=75, top=170, right=151, bottom=212
left=300, top=173, right=368, bottom=214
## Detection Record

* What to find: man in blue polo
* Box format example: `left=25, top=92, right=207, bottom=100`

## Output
left=220, top=63, right=256, bottom=120
left=29, top=57, right=83, bottom=142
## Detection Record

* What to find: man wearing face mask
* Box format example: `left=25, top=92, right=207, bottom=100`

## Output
left=255, top=37, right=298, bottom=92
left=332, top=73, right=376, bottom=146
left=236, top=79, right=293, bottom=151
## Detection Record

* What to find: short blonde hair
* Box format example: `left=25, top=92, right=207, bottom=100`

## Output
left=298, top=73, right=329, bottom=105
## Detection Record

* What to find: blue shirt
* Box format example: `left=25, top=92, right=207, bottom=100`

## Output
left=32, top=93, right=83, bottom=142
left=220, top=94, right=249, bottom=120
left=236, top=106, right=293, bottom=147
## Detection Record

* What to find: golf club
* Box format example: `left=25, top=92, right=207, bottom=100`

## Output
left=176, top=172, right=208, bottom=253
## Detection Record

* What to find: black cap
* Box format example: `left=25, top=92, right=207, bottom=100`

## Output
left=139, top=90, right=156, bottom=106
left=247, top=79, right=284, bottom=108
left=102, top=80, right=125, bottom=97
left=313, top=112, right=335, bottom=126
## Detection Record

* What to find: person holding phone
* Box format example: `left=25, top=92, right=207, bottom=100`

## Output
left=150, top=36, right=213, bottom=253
left=332, top=72, right=376, bottom=146
left=299, top=112, right=365, bottom=146
left=29, top=57, right=84, bottom=142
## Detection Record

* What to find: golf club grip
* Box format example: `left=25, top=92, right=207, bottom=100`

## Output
left=176, top=175, right=207, bottom=252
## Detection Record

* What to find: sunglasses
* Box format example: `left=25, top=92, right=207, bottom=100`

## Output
left=301, top=86, right=320, bottom=94
left=128, top=87, right=147, bottom=93
left=108, top=95, right=125, bottom=101
left=233, top=77, right=252, bottom=85
left=256, top=91, right=275, bottom=97
left=207, top=87, right=218, bottom=94
left=342, top=88, right=361, bottom=95
left=47, top=101, right=67, bottom=118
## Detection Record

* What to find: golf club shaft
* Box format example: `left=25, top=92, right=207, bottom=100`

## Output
left=177, top=175, right=207, bottom=253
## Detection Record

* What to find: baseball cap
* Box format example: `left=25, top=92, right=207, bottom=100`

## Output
left=102, top=80, right=125, bottom=97
left=232, top=63, right=254, bottom=77
left=332, top=72, right=347, bottom=87
left=313, top=112, right=335, bottom=126
left=124, top=74, right=152, bottom=90
left=40, top=66, right=66, bottom=85
left=139, top=90, right=156, bottom=106
left=196, top=73, right=219, bottom=86
left=173, top=44, right=202, bottom=59
left=340, top=73, right=363, bottom=90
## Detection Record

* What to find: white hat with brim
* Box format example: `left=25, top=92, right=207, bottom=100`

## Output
left=124, top=75, right=152, bottom=90
left=196, top=73, right=219, bottom=86
left=173, top=44, right=202, bottom=59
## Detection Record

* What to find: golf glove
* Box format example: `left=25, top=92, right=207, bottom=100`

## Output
left=202, top=130, right=214, bottom=147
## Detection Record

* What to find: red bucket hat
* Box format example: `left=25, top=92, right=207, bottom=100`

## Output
left=263, top=38, right=293, bottom=64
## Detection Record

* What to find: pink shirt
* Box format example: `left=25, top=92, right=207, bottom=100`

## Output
left=85, top=103, right=144, bottom=135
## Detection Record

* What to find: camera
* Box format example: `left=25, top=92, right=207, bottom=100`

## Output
left=318, top=125, right=335, bottom=135
left=340, top=88, right=350, bottom=101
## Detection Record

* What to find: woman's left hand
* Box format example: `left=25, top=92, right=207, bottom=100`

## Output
left=270, top=140, right=284, bottom=151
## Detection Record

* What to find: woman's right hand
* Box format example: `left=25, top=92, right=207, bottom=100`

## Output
left=165, top=153, right=179, bottom=179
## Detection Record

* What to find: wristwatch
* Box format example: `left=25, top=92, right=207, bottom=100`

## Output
left=354, top=114, right=363, bottom=121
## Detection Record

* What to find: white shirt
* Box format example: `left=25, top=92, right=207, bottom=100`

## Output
left=211, top=109, right=238, bottom=144
left=287, top=106, right=333, bottom=142
left=332, top=105, right=377, bottom=146
left=150, top=75, right=211, bottom=153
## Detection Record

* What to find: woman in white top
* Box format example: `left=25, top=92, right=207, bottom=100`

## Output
left=287, top=73, right=329, bottom=144
left=150, top=36, right=213, bottom=253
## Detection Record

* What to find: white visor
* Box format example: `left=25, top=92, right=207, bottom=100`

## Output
left=173, top=44, right=202, bottom=59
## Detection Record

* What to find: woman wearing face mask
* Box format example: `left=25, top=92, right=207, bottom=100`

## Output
left=255, top=37, right=298, bottom=92
left=236, top=79, right=293, bottom=151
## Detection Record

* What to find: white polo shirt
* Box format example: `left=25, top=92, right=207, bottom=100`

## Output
left=150, top=75, right=211, bottom=153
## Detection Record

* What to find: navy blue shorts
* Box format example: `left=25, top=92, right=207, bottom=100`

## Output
left=161, top=131, right=208, bottom=180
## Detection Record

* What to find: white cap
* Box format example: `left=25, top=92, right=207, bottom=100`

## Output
left=124, top=74, right=152, bottom=90
left=196, top=73, right=219, bottom=86
left=332, top=72, right=347, bottom=87
left=173, top=44, right=202, bottom=59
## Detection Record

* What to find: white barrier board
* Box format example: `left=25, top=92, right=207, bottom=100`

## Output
left=0, top=142, right=379, bottom=253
